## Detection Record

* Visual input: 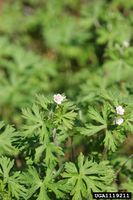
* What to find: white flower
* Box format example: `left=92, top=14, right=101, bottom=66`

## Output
left=53, top=94, right=66, bottom=105
left=123, top=40, right=129, bottom=48
left=115, top=118, right=124, bottom=125
left=116, top=105, right=125, bottom=115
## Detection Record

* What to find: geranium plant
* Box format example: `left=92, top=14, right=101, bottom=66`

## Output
left=0, top=0, right=133, bottom=199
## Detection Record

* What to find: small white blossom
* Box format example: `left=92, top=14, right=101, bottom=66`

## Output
left=116, top=105, right=125, bottom=115
left=53, top=94, right=66, bottom=105
left=123, top=40, right=129, bottom=48
left=115, top=118, right=124, bottom=125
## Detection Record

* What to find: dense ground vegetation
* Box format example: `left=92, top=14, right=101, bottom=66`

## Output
left=0, top=0, right=133, bottom=199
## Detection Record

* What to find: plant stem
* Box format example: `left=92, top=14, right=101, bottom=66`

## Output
left=116, top=154, right=133, bottom=176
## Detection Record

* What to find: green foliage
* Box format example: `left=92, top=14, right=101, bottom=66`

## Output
left=0, top=121, right=18, bottom=156
left=63, top=153, right=115, bottom=200
left=0, top=94, right=132, bottom=199
left=22, top=167, right=69, bottom=200
left=0, top=0, right=133, bottom=199
left=80, top=102, right=131, bottom=152
left=0, top=156, right=25, bottom=199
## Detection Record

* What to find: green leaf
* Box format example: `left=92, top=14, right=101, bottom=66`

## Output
left=22, top=104, right=44, bottom=137
left=80, top=106, right=107, bottom=137
left=80, top=124, right=106, bottom=136
left=54, top=102, right=77, bottom=131
left=44, top=142, right=64, bottom=166
left=22, top=166, right=67, bottom=200
left=0, top=157, right=25, bottom=199
left=88, top=107, right=106, bottom=125
left=8, top=172, right=26, bottom=199
left=0, top=122, right=18, bottom=156
left=37, top=185, right=50, bottom=200
left=21, top=166, right=42, bottom=199
left=0, top=156, right=14, bottom=181
left=36, top=94, right=51, bottom=111
left=63, top=153, right=115, bottom=200
left=104, top=131, right=117, bottom=152
left=34, top=145, right=45, bottom=163
left=104, top=130, right=126, bottom=152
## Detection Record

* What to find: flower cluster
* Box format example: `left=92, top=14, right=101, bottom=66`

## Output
left=115, top=105, right=125, bottom=125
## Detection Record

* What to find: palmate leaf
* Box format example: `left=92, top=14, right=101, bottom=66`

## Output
left=22, top=166, right=68, bottom=200
left=21, top=97, right=53, bottom=140
left=22, top=104, right=44, bottom=137
left=0, top=121, right=18, bottom=156
left=0, top=157, right=25, bottom=199
left=63, top=153, right=115, bottom=200
left=34, top=142, right=64, bottom=166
